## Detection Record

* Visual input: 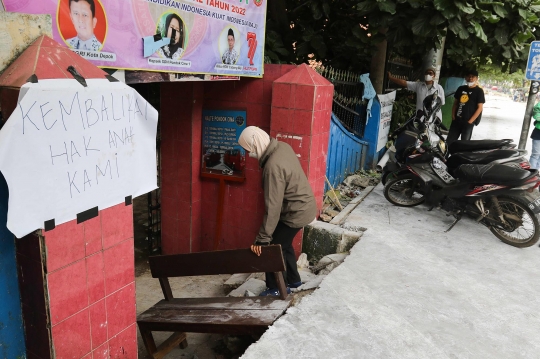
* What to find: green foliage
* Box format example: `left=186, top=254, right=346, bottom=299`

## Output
left=477, top=62, right=527, bottom=88
left=389, top=89, right=416, bottom=133
left=265, top=0, right=540, bottom=74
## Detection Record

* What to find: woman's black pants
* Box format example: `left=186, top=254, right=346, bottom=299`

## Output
left=265, top=221, right=302, bottom=289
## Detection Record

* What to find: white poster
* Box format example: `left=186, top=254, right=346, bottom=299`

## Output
left=0, top=79, right=158, bottom=238
left=376, top=91, right=396, bottom=152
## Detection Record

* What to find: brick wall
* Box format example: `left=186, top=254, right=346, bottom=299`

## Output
left=17, top=203, right=137, bottom=359
left=159, top=64, right=332, bottom=256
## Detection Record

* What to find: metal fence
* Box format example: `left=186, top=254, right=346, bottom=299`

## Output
left=318, top=67, right=368, bottom=138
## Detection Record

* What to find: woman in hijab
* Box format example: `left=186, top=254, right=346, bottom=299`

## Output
left=239, top=126, right=317, bottom=296
left=157, top=13, right=184, bottom=60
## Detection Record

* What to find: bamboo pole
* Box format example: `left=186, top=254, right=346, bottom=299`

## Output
left=325, top=176, right=343, bottom=211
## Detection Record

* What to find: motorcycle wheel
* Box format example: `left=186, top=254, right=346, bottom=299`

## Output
left=384, top=175, right=425, bottom=207
left=488, top=196, right=540, bottom=248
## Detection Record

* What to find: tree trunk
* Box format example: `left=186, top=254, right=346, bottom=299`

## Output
left=369, top=29, right=388, bottom=94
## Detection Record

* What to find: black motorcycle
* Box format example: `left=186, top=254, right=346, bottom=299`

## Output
left=381, top=93, right=527, bottom=184
left=383, top=132, right=540, bottom=248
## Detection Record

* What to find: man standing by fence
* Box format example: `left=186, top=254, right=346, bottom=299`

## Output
left=388, top=67, right=445, bottom=122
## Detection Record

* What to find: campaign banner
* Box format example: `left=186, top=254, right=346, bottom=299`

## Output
left=4, top=0, right=267, bottom=77
left=376, top=91, right=396, bottom=152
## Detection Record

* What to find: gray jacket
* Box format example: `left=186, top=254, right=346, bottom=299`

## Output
left=256, top=139, right=317, bottom=243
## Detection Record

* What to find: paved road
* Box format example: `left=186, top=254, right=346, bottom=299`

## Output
left=243, top=184, right=540, bottom=359
left=242, top=93, right=540, bottom=359
left=474, top=93, right=531, bottom=154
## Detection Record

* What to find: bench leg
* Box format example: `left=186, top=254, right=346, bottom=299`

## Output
left=138, top=324, right=188, bottom=359
left=155, top=332, right=188, bottom=358
left=138, top=324, right=158, bottom=358
left=179, top=334, right=188, bottom=349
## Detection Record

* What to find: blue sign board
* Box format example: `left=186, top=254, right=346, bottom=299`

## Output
left=201, top=109, right=247, bottom=179
left=526, top=41, right=540, bottom=80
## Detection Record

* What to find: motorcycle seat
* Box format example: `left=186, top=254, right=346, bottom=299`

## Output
left=447, top=150, right=520, bottom=169
left=454, top=163, right=531, bottom=185
left=448, top=139, right=513, bottom=154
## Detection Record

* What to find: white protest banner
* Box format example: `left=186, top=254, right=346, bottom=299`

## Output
left=376, top=91, right=396, bottom=152
left=0, top=79, right=158, bottom=238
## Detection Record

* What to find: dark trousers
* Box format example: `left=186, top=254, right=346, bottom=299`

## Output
left=447, top=120, right=474, bottom=148
left=265, top=221, right=302, bottom=289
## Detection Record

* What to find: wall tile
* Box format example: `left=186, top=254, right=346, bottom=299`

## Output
left=103, top=239, right=134, bottom=295
left=51, top=309, right=91, bottom=359
left=292, top=230, right=304, bottom=256
left=101, top=204, right=133, bottom=249
left=89, top=299, right=107, bottom=350
left=292, top=110, right=314, bottom=136
left=192, top=179, right=202, bottom=205
left=108, top=324, right=137, bottom=359
left=44, top=219, right=85, bottom=273
left=105, top=283, right=136, bottom=339
left=160, top=195, right=178, bottom=221
left=299, top=159, right=310, bottom=177
left=48, top=259, right=88, bottom=325
left=257, top=192, right=266, bottom=214
left=201, top=179, right=218, bottom=200
left=92, top=343, right=109, bottom=359
left=178, top=163, right=192, bottom=184
left=86, top=252, right=105, bottom=304
left=177, top=219, right=191, bottom=244
left=263, top=65, right=281, bottom=82
left=191, top=216, right=202, bottom=251
left=245, top=156, right=259, bottom=170
left=294, top=85, right=315, bottom=111
left=315, top=85, right=333, bottom=111
left=288, top=135, right=310, bottom=161
left=192, top=140, right=202, bottom=163
left=84, top=215, right=102, bottom=256
left=247, top=79, right=264, bottom=104
left=271, top=83, right=291, bottom=108
left=247, top=103, right=264, bottom=128
left=271, top=107, right=291, bottom=132
left=309, top=133, right=320, bottom=161
left=160, top=231, right=175, bottom=255
left=262, top=80, right=273, bottom=105
left=177, top=140, right=192, bottom=163
left=227, top=184, right=244, bottom=208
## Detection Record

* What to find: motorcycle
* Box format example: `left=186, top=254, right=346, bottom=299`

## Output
left=381, top=93, right=528, bottom=184
left=382, top=99, right=540, bottom=248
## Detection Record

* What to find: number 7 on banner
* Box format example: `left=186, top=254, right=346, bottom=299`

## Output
left=247, top=32, right=257, bottom=66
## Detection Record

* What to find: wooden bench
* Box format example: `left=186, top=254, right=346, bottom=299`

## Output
left=137, top=245, right=292, bottom=359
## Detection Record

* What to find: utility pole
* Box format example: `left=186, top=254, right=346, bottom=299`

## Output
left=522, top=41, right=540, bottom=149
left=518, top=81, right=539, bottom=149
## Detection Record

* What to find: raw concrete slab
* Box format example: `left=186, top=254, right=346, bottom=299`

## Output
left=242, top=184, right=540, bottom=359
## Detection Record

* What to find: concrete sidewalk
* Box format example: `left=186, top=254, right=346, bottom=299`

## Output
left=242, top=184, right=540, bottom=358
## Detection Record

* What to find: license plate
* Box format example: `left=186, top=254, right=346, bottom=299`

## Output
left=431, top=158, right=454, bottom=184
left=528, top=196, right=540, bottom=213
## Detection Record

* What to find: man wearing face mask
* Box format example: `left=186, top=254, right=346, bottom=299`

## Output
left=446, top=70, right=485, bottom=146
left=388, top=68, right=445, bottom=122
left=238, top=126, right=317, bottom=297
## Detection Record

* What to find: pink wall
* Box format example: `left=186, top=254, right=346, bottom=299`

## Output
left=17, top=203, right=137, bottom=359
left=159, top=64, right=333, bottom=256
